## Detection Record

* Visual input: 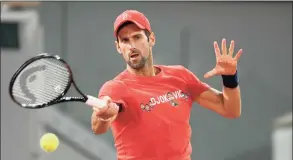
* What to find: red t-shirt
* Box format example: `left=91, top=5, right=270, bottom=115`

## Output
left=98, top=65, right=209, bottom=160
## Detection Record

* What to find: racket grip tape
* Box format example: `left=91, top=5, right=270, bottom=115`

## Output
left=85, top=95, right=107, bottom=108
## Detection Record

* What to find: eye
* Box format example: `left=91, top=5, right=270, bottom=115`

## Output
left=121, top=38, right=129, bottom=43
left=134, top=35, right=141, bottom=40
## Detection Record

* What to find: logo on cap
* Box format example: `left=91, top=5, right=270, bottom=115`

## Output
left=122, top=12, right=128, bottom=20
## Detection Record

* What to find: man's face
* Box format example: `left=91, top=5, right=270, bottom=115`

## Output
left=115, top=23, right=154, bottom=70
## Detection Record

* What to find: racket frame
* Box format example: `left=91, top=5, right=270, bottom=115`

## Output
left=9, top=53, right=88, bottom=109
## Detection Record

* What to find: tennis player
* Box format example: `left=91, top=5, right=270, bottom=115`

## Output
left=90, top=10, right=243, bottom=160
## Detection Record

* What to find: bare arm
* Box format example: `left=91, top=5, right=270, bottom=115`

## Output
left=91, top=99, right=120, bottom=134
left=91, top=111, right=117, bottom=134
left=91, top=81, right=127, bottom=134
left=196, top=38, right=243, bottom=118
left=194, top=86, right=241, bottom=118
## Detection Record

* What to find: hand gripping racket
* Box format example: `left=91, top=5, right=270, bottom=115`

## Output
left=9, top=53, right=106, bottom=109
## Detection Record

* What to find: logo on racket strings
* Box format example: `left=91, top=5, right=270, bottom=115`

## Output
left=54, top=85, right=63, bottom=93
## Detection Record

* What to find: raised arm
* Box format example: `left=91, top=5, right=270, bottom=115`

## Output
left=194, top=76, right=241, bottom=118
left=184, top=38, right=243, bottom=118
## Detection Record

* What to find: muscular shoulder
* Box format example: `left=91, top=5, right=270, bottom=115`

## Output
left=98, top=78, right=126, bottom=99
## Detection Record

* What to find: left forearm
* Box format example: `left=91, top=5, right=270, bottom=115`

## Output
left=222, top=86, right=241, bottom=117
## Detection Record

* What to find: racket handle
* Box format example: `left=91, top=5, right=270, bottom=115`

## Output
left=85, top=95, right=107, bottom=108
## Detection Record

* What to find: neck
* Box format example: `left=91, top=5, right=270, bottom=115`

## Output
left=127, top=62, right=156, bottom=77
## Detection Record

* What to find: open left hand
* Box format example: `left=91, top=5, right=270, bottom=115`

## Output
left=204, top=38, right=243, bottom=79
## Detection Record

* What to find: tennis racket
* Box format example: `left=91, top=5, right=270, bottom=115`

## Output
left=9, top=53, right=107, bottom=109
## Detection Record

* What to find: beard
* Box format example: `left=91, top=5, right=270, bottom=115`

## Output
left=127, top=55, right=148, bottom=69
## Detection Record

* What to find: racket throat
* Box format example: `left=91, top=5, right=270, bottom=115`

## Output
left=57, top=97, right=86, bottom=103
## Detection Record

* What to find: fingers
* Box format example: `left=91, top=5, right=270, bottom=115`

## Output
left=204, top=68, right=218, bottom=79
left=228, top=40, right=235, bottom=56
left=101, top=96, right=111, bottom=104
left=108, top=103, right=119, bottom=114
left=93, top=105, right=106, bottom=116
left=94, top=102, right=119, bottom=118
left=214, top=41, right=221, bottom=57
left=221, top=38, right=227, bottom=55
left=234, top=49, right=243, bottom=61
left=215, top=38, right=233, bottom=56
left=91, top=96, right=111, bottom=113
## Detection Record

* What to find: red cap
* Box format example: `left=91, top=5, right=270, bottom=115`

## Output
left=114, top=10, right=152, bottom=38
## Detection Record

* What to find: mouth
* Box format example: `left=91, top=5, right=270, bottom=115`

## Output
left=130, top=53, right=139, bottom=58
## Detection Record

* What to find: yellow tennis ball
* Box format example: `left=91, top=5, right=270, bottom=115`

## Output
left=40, top=133, right=59, bottom=152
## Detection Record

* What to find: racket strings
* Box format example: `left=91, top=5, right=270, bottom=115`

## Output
left=12, top=58, right=70, bottom=107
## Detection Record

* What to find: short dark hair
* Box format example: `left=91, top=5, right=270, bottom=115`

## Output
left=116, top=21, right=150, bottom=42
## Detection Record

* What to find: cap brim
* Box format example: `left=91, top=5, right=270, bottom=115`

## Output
left=114, top=19, right=146, bottom=37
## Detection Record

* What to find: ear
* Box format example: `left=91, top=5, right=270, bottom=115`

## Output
left=115, top=40, right=122, bottom=54
left=149, top=32, right=156, bottom=47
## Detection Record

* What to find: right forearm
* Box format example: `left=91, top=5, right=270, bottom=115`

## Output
left=91, top=100, right=120, bottom=134
left=91, top=115, right=116, bottom=134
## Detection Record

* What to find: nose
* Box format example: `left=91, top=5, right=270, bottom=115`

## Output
left=129, top=47, right=136, bottom=52
left=126, top=40, right=136, bottom=49
left=126, top=44, right=136, bottom=53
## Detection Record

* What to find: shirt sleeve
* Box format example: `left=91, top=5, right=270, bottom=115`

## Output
left=98, top=80, right=127, bottom=112
left=180, top=66, right=210, bottom=100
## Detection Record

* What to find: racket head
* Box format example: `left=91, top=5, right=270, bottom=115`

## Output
left=9, top=53, right=75, bottom=109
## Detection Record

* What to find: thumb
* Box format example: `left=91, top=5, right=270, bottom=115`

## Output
left=101, top=96, right=111, bottom=104
left=204, top=68, right=217, bottom=79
